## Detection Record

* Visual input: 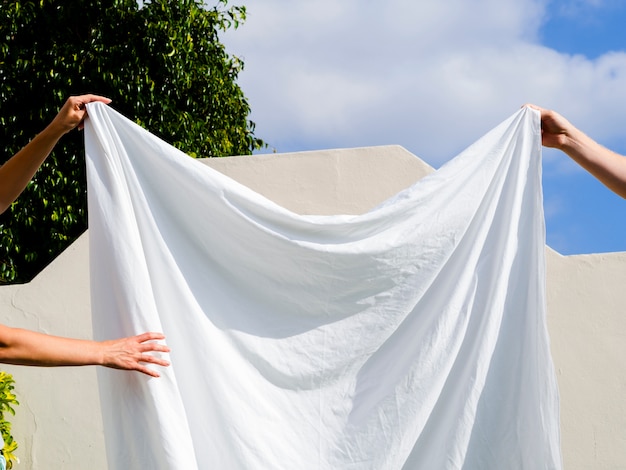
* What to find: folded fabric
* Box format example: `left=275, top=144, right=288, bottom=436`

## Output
left=85, top=103, right=561, bottom=469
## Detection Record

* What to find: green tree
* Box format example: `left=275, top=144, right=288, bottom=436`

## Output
left=0, top=0, right=263, bottom=283
left=0, top=371, right=18, bottom=469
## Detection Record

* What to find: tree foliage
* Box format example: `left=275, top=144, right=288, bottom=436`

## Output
left=0, top=0, right=263, bottom=283
left=0, top=371, right=18, bottom=469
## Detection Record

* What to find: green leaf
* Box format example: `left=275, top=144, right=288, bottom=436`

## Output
left=0, top=0, right=266, bottom=284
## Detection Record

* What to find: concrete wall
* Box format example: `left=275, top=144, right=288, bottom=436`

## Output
left=0, top=145, right=624, bottom=468
left=0, top=234, right=104, bottom=468
left=546, top=250, right=626, bottom=469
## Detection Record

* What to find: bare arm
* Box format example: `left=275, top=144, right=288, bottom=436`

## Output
left=0, top=95, right=171, bottom=378
left=0, top=325, right=170, bottom=378
left=0, top=94, right=111, bottom=214
left=526, top=104, right=626, bottom=198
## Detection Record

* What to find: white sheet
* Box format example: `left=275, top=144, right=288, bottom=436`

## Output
left=84, top=103, right=561, bottom=469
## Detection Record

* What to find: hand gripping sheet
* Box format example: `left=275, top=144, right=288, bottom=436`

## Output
left=84, top=103, right=561, bottom=470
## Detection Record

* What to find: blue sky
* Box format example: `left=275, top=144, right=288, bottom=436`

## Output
left=538, top=1, right=626, bottom=254
left=540, top=0, right=626, bottom=59
left=221, top=0, right=626, bottom=255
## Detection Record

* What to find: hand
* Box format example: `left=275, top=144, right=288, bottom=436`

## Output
left=48, top=94, right=112, bottom=135
left=0, top=94, right=112, bottom=214
left=100, top=332, right=171, bottom=378
left=524, top=104, right=574, bottom=150
left=524, top=104, right=626, bottom=198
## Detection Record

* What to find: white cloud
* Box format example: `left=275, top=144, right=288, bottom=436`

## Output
left=221, top=0, right=626, bottom=167
left=214, top=0, right=626, bottom=254
left=553, top=0, right=607, bottom=17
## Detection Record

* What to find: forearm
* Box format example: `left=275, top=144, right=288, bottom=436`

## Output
left=0, top=325, right=103, bottom=367
left=0, top=324, right=170, bottom=376
left=560, top=129, right=626, bottom=199
left=0, top=123, right=66, bottom=213
left=0, top=95, right=109, bottom=214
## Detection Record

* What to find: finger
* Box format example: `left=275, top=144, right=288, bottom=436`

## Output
left=74, top=94, right=112, bottom=106
left=134, top=354, right=170, bottom=372
left=139, top=354, right=170, bottom=367
left=139, top=340, right=170, bottom=351
left=138, top=349, right=169, bottom=361
left=136, top=345, right=171, bottom=364
left=70, top=95, right=112, bottom=129
left=523, top=104, right=546, bottom=115
left=135, top=332, right=166, bottom=342
left=65, top=96, right=87, bottom=111
left=141, top=347, right=171, bottom=356
left=135, top=364, right=161, bottom=378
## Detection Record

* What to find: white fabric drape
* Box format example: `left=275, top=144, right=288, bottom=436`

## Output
left=84, top=103, right=561, bottom=469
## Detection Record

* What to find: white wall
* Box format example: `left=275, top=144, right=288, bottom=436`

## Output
left=546, top=250, right=626, bottom=469
left=0, top=234, right=106, bottom=468
left=0, top=145, right=624, bottom=468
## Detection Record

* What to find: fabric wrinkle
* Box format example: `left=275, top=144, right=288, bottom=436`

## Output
left=85, top=103, right=561, bottom=470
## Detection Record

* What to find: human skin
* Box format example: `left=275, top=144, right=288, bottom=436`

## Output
left=527, top=104, right=626, bottom=199
left=0, top=95, right=170, bottom=377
